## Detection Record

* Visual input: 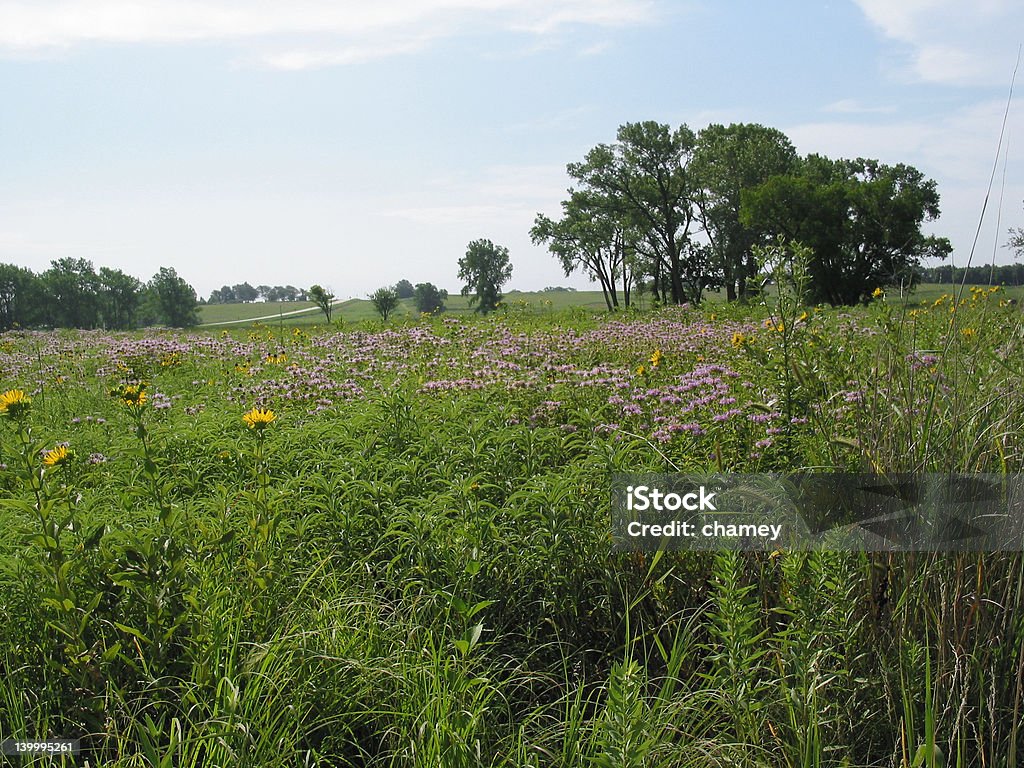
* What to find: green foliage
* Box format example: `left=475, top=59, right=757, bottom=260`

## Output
left=458, top=238, right=512, bottom=314
left=692, top=122, right=798, bottom=301
left=394, top=278, right=415, bottom=299
left=741, top=155, right=952, bottom=305
left=1, top=298, right=1023, bottom=765
left=567, top=121, right=698, bottom=305
left=413, top=282, right=448, bottom=314
left=369, top=286, right=400, bottom=321
left=147, top=266, right=200, bottom=328
left=308, top=284, right=335, bottom=323
left=0, top=262, right=44, bottom=330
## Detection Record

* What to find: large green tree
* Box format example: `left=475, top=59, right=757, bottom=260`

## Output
left=413, top=282, right=447, bottom=314
left=148, top=267, right=200, bottom=327
left=459, top=239, right=512, bottom=314
left=741, top=156, right=952, bottom=305
left=692, top=123, right=798, bottom=301
left=98, top=267, right=142, bottom=330
left=0, top=263, right=43, bottom=330
left=42, top=257, right=101, bottom=328
left=531, top=190, right=633, bottom=311
left=567, top=121, right=696, bottom=304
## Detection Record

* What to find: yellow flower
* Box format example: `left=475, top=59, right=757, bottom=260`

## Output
left=243, top=407, right=276, bottom=430
left=0, top=389, right=31, bottom=418
left=731, top=332, right=747, bottom=348
left=649, top=349, right=664, bottom=368
left=961, top=327, right=976, bottom=339
left=798, top=311, right=809, bottom=323
left=635, top=364, right=647, bottom=376
left=872, top=287, right=884, bottom=299
left=42, top=445, right=71, bottom=468
left=113, top=384, right=147, bottom=407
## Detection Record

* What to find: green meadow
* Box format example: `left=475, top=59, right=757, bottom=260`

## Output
left=1, top=283, right=1023, bottom=766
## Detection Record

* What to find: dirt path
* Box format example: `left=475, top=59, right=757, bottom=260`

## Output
left=199, top=301, right=346, bottom=327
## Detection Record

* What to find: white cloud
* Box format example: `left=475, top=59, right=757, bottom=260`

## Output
left=852, top=0, right=1022, bottom=85
left=0, top=0, right=656, bottom=67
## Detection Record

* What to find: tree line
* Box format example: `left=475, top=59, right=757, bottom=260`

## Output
left=206, top=283, right=309, bottom=304
left=532, top=121, right=955, bottom=309
left=917, top=262, right=1024, bottom=286
left=0, top=258, right=199, bottom=331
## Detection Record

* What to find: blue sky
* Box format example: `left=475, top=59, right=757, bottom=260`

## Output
left=1, top=1, right=1021, bottom=299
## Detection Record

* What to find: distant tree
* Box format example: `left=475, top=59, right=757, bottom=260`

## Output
left=209, top=285, right=236, bottom=304
left=459, top=238, right=512, bottom=314
left=97, top=267, right=142, bottom=330
left=257, top=285, right=272, bottom=301
left=0, top=263, right=43, bottom=330
left=148, top=267, right=200, bottom=327
left=42, top=257, right=101, bottom=328
left=741, top=156, right=952, bottom=304
left=370, top=286, right=400, bottom=321
left=691, top=123, right=798, bottom=301
left=308, top=284, right=335, bottom=323
left=394, top=279, right=415, bottom=299
left=414, top=282, right=448, bottom=314
left=233, top=282, right=259, bottom=303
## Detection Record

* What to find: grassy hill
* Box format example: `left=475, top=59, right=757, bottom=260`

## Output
left=197, top=283, right=1024, bottom=328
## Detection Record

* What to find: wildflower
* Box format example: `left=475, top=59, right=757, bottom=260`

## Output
left=649, top=349, right=664, bottom=368
left=0, top=389, right=31, bottom=419
left=243, top=407, right=276, bottom=430
left=88, top=453, right=107, bottom=465
left=872, top=287, right=884, bottom=299
left=635, top=364, right=647, bottom=377
left=961, top=327, right=976, bottom=339
left=113, top=384, right=147, bottom=407
left=42, top=445, right=71, bottom=468
left=731, top=332, right=747, bottom=348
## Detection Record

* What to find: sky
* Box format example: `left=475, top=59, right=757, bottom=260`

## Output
left=1, top=1, right=1022, bottom=300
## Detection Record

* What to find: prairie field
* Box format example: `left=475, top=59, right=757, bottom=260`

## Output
left=1, top=286, right=1023, bottom=766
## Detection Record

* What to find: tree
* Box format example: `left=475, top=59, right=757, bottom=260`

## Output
left=42, top=257, right=101, bottom=328
left=209, top=285, right=236, bottom=304
left=308, top=284, right=335, bottom=323
left=741, top=155, right=952, bottom=305
left=414, top=282, right=448, bottom=314
left=148, top=267, right=200, bottom=327
left=97, top=267, right=142, bottom=330
left=370, top=286, right=400, bottom=321
left=458, top=239, right=512, bottom=314
left=232, top=282, right=259, bottom=303
left=567, top=121, right=697, bottom=304
left=0, top=263, right=43, bottom=330
left=691, top=123, right=798, bottom=301
left=532, top=190, right=633, bottom=311
left=394, top=279, right=415, bottom=299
